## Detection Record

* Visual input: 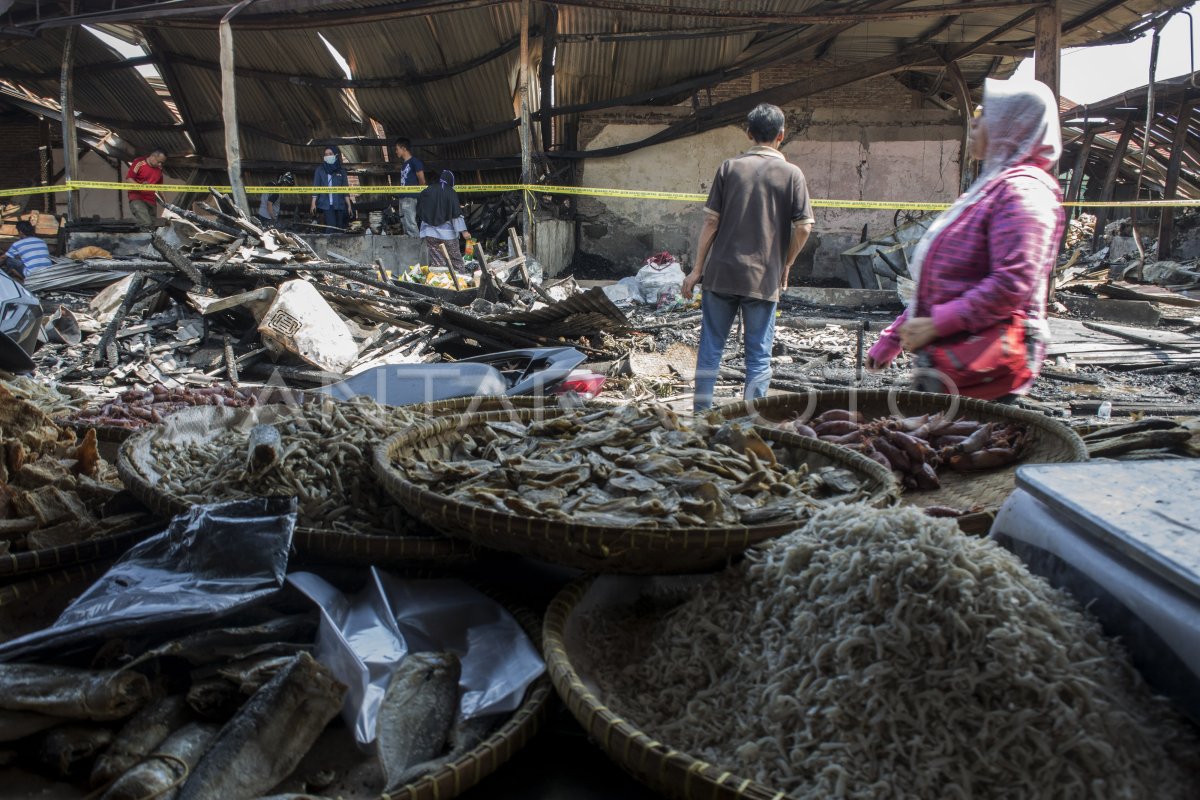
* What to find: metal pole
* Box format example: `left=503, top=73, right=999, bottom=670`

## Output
left=59, top=10, right=81, bottom=223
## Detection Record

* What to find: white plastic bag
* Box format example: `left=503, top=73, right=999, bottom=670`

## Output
left=635, top=257, right=685, bottom=305
left=258, top=279, right=359, bottom=372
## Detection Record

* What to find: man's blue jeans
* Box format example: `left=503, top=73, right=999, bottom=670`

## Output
left=693, top=290, right=776, bottom=413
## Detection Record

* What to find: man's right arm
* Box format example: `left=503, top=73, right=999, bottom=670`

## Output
left=682, top=211, right=720, bottom=300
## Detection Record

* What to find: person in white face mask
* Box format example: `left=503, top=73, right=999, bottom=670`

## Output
left=309, top=147, right=353, bottom=229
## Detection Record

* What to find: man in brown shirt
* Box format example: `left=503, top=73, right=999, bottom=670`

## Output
left=682, top=103, right=815, bottom=412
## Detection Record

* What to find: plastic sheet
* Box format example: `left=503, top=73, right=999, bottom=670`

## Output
left=0, top=497, right=296, bottom=663
left=288, top=568, right=545, bottom=747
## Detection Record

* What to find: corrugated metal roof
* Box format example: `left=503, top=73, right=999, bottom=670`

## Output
left=0, top=0, right=1189, bottom=177
left=0, top=26, right=190, bottom=158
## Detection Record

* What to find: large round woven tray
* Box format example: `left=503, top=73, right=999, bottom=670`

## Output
left=715, top=390, right=1088, bottom=516
left=373, top=408, right=898, bottom=574
left=0, top=518, right=162, bottom=583
left=117, top=404, right=474, bottom=564
left=544, top=575, right=780, bottom=800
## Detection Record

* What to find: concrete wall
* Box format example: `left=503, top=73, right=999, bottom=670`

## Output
left=578, top=107, right=962, bottom=284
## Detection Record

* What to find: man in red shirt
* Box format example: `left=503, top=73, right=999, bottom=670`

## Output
left=127, top=148, right=166, bottom=230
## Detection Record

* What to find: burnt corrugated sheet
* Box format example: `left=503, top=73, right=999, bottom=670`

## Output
left=487, top=287, right=630, bottom=335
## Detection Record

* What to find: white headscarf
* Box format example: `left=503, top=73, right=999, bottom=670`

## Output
left=901, top=77, right=1062, bottom=312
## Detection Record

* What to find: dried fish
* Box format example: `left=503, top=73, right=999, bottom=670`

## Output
left=394, top=403, right=870, bottom=529
left=177, top=651, right=346, bottom=800
left=0, top=663, right=150, bottom=721
left=582, top=505, right=1199, bottom=798
left=90, top=694, right=191, bottom=787
left=121, top=614, right=316, bottom=670
left=34, top=723, right=114, bottom=777
left=0, top=709, right=61, bottom=742
left=376, top=651, right=461, bottom=792
left=99, top=721, right=219, bottom=800
left=145, top=399, right=426, bottom=536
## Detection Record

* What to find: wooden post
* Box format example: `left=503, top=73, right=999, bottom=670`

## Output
left=60, top=21, right=81, bottom=223
left=518, top=0, right=535, bottom=261
left=220, top=1, right=257, bottom=216
left=1065, top=124, right=1096, bottom=206
left=539, top=2, right=558, bottom=152
left=1092, top=112, right=1134, bottom=247
left=1156, top=98, right=1195, bottom=261
left=946, top=61, right=973, bottom=193
left=1034, top=1, right=1060, bottom=102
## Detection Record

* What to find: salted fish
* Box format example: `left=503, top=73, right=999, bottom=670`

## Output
left=100, top=721, right=218, bottom=800
left=91, top=694, right=191, bottom=787
left=35, top=724, right=114, bottom=777
left=176, top=651, right=346, bottom=800
left=0, top=663, right=150, bottom=720
left=376, top=651, right=461, bottom=792
left=0, top=709, right=61, bottom=742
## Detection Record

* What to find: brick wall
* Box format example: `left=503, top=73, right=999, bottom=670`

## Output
left=0, top=113, right=54, bottom=192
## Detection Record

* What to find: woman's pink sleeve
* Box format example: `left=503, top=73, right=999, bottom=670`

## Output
left=868, top=311, right=908, bottom=364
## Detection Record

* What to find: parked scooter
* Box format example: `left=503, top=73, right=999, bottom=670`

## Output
left=311, top=346, right=606, bottom=407
left=0, top=271, right=42, bottom=373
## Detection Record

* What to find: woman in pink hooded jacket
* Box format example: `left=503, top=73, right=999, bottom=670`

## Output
left=868, top=78, right=1065, bottom=402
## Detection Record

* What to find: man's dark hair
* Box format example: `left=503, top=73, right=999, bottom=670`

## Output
left=394, top=137, right=412, bottom=152
left=746, top=104, right=785, bottom=143
left=149, top=146, right=167, bottom=157
left=15, top=220, right=34, bottom=237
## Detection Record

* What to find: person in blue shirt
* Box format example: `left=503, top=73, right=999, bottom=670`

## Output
left=393, top=137, right=425, bottom=237
left=2, top=221, right=53, bottom=282
left=309, top=148, right=353, bottom=229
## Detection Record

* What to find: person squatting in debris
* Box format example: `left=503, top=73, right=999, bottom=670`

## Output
left=394, top=137, right=426, bottom=237
left=416, top=169, right=472, bottom=276
left=126, top=147, right=166, bottom=231
left=682, top=103, right=815, bottom=413
left=310, top=148, right=353, bottom=229
left=1, top=220, right=53, bottom=282
left=867, top=78, right=1065, bottom=402
left=257, top=171, right=295, bottom=226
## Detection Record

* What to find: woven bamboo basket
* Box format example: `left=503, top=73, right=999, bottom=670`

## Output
left=117, top=404, right=474, bottom=564
left=715, top=390, right=1088, bottom=516
left=544, top=576, right=784, bottom=800
left=0, top=518, right=162, bottom=583
left=374, top=408, right=898, bottom=574
left=0, top=560, right=116, bottom=645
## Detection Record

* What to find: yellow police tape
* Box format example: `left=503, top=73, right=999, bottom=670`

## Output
left=3, top=180, right=1199, bottom=210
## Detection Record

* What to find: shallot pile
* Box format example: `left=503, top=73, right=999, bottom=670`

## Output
left=781, top=409, right=1029, bottom=490
left=580, top=504, right=1199, bottom=799
left=63, top=384, right=261, bottom=431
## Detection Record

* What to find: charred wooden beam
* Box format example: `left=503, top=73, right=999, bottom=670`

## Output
left=151, top=231, right=206, bottom=285
left=539, top=3, right=558, bottom=153
left=1156, top=98, right=1196, bottom=260
left=60, top=17, right=81, bottom=223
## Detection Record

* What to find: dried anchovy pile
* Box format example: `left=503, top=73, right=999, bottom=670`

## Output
left=395, top=404, right=874, bottom=528
left=149, top=399, right=421, bottom=535
left=64, top=384, right=261, bottom=431
left=780, top=410, right=1030, bottom=490
left=581, top=505, right=1199, bottom=798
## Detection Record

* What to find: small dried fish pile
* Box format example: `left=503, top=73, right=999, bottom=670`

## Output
left=580, top=505, right=1199, bottom=798
left=63, top=384, right=261, bottom=431
left=0, top=376, right=85, bottom=418
left=395, top=404, right=873, bottom=528
left=148, top=398, right=422, bottom=535
left=0, top=385, right=149, bottom=555
left=779, top=409, right=1029, bottom=490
